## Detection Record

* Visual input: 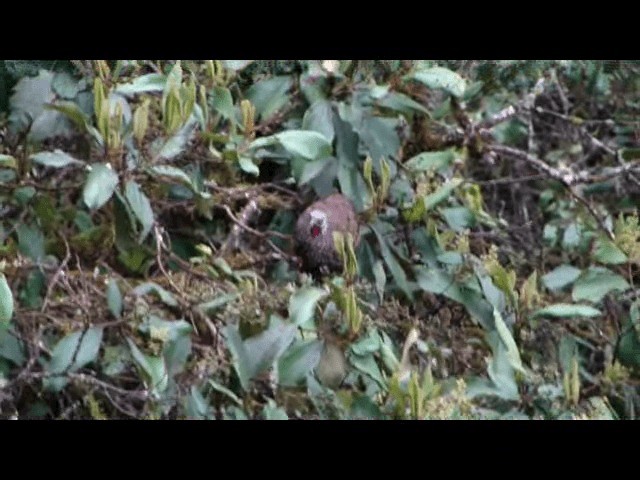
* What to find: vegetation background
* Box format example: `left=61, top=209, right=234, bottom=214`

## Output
left=0, top=60, right=638, bottom=420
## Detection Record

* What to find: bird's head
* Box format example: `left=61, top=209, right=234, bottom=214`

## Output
left=308, top=209, right=328, bottom=239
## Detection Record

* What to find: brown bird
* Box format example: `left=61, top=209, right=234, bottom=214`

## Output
left=294, top=193, right=360, bottom=274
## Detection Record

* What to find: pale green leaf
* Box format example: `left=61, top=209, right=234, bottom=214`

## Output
left=288, top=286, right=328, bottom=329
left=533, top=304, right=602, bottom=318
left=278, top=339, right=324, bottom=387
left=572, top=267, right=630, bottom=303
left=83, top=164, right=119, bottom=210
left=424, top=178, right=463, bottom=210
left=132, top=282, right=178, bottom=307
left=238, top=156, right=260, bottom=176
left=405, top=150, right=455, bottom=172
left=493, top=309, right=525, bottom=374
left=124, top=181, right=155, bottom=243
left=245, top=76, right=293, bottom=120
left=106, top=278, right=123, bottom=318
left=541, top=264, right=582, bottom=291
left=302, top=100, right=335, bottom=143
left=0, top=274, right=14, bottom=324
left=406, top=67, right=467, bottom=97
left=115, top=74, right=167, bottom=96
left=594, top=238, right=628, bottom=265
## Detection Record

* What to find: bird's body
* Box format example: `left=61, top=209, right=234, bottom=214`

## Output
left=294, top=193, right=360, bottom=273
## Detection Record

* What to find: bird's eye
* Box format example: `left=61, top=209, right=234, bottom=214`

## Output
left=310, top=225, right=321, bottom=238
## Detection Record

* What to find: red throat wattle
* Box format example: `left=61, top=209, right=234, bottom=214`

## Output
left=310, top=225, right=321, bottom=238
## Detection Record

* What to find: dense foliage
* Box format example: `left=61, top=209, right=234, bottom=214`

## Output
left=0, top=60, right=639, bottom=419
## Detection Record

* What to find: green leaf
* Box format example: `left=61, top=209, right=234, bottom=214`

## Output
left=263, top=400, right=289, bottom=420
left=124, top=181, right=154, bottom=243
left=533, top=304, right=602, bottom=319
left=16, top=223, right=45, bottom=262
left=558, top=335, right=578, bottom=374
left=376, top=91, right=430, bottom=116
left=208, top=379, right=242, bottom=406
left=543, top=224, right=558, bottom=245
left=211, top=86, right=238, bottom=124
left=416, top=267, right=494, bottom=330
left=0, top=274, right=14, bottom=324
left=115, top=73, right=166, bottom=96
left=83, top=164, right=119, bottom=210
left=541, top=264, right=582, bottom=291
left=252, top=130, right=333, bottom=160
left=48, top=327, right=103, bottom=374
left=238, top=156, right=260, bottom=176
left=185, top=386, right=214, bottom=419
left=349, top=352, right=386, bottom=388
left=288, top=286, right=328, bottom=329
left=126, top=338, right=168, bottom=396
left=467, top=328, right=520, bottom=402
left=373, top=260, right=386, bottom=304
left=493, top=309, right=525, bottom=374
left=223, top=318, right=297, bottom=391
left=243, top=318, right=297, bottom=374
left=299, top=157, right=332, bottom=185
left=19, top=268, right=45, bottom=309
left=221, top=60, right=254, bottom=71
left=477, top=272, right=505, bottom=310
left=300, top=68, right=330, bottom=103
left=562, top=222, right=581, bottom=249
left=333, top=109, right=370, bottom=212
left=0, top=154, right=17, bottom=169
left=406, top=67, right=467, bottom=97
left=30, top=150, right=84, bottom=168
left=371, top=223, right=414, bottom=301
left=594, top=238, right=628, bottom=265
left=278, top=339, right=324, bottom=387
left=302, top=100, right=335, bottom=143
left=586, top=397, right=617, bottom=420
left=572, top=267, right=630, bottom=303
left=462, top=80, right=484, bottom=101
left=486, top=333, right=520, bottom=400
left=616, top=303, right=640, bottom=369
left=45, top=100, right=88, bottom=127
left=106, top=278, right=123, bottom=318
left=359, top=116, right=400, bottom=174
left=45, top=101, right=103, bottom=144
left=441, top=207, right=476, bottom=231
left=139, top=316, right=191, bottom=344
left=13, top=186, right=36, bottom=205
left=157, top=118, right=197, bottom=160
left=102, top=345, right=129, bottom=377
left=405, top=150, right=455, bottom=173
left=245, top=75, right=293, bottom=120
left=52, top=72, right=82, bottom=99
left=72, top=327, right=104, bottom=371
left=0, top=325, right=25, bottom=365
left=9, top=70, right=73, bottom=142
left=164, top=334, right=192, bottom=376
left=337, top=163, right=370, bottom=213
left=350, top=329, right=382, bottom=356
left=424, top=178, right=463, bottom=210
left=132, top=282, right=178, bottom=307
left=198, top=293, right=240, bottom=314
left=151, top=165, right=194, bottom=188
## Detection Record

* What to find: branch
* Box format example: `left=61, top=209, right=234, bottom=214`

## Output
left=490, top=144, right=615, bottom=240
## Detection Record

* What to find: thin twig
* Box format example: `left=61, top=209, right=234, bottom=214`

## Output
left=68, top=372, right=149, bottom=401
left=41, top=235, right=72, bottom=313
left=473, top=174, right=547, bottom=186
left=490, top=144, right=614, bottom=240
left=478, top=105, right=518, bottom=131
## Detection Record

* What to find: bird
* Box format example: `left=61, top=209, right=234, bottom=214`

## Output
left=294, top=193, right=360, bottom=274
